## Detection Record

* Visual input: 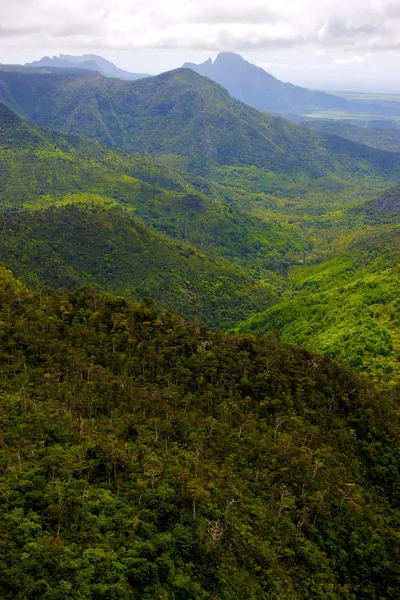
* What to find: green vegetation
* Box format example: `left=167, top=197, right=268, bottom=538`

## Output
left=0, top=102, right=313, bottom=329
left=237, top=225, right=400, bottom=381
left=2, top=68, right=400, bottom=181
left=2, top=76, right=400, bottom=378
left=3, top=56, right=400, bottom=600
left=302, top=120, right=400, bottom=154
left=1, top=268, right=400, bottom=599
left=0, top=102, right=309, bottom=277
left=0, top=200, right=278, bottom=328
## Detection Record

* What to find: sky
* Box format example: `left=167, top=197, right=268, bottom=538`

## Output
left=1, top=0, right=400, bottom=92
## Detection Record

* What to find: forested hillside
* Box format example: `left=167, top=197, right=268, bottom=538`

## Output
left=237, top=223, right=400, bottom=381
left=0, top=102, right=308, bottom=325
left=0, top=101, right=308, bottom=274
left=3, top=98, right=400, bottom=370
left=2, top=34, right=400, bottom=600
left=0, top=201, right=278, bottom=327
left=302, top=120, right=400, bottom=154
left=1, top=68, right=400, bottom=180
left=0, top=268, right=399, bottom=599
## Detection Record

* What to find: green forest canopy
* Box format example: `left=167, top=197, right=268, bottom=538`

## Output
left=0, top=268, right=400, bottom=599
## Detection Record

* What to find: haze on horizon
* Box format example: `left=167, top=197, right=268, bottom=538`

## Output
left=1, top=0, right=400, bottom=92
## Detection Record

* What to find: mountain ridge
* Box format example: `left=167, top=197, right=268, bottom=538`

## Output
left=24, top=53, right=150, bottom=80
left=183, top=52, right=400, bottom=117
left=1, top=66, right=400, bottom=182
left=0, top=101, right=292, bottom=324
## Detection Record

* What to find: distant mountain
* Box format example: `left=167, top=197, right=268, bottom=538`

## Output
left=1, top=67, right=400, bottom=183
left=183, top=52, right=400, bottom=117
left=24, top=54, right=150, bottom=80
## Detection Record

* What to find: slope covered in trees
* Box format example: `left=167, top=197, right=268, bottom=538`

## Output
left=3, top=87, right=400, bottom=377
left=0, top=268, right=399, bottom=599
left=0, top=101, right=314, bottom=328
left=0, top=200, right=278, bottom=327
left=302, top=120, right=400, bottom=154
left=237, top=224, right=400, bottom=381
left=0, top=101, right=309, bottom=276
left=1, top=68, right=400, bottom=180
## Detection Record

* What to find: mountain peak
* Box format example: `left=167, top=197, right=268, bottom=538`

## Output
left=214, top=51, right=248, bottom=63
left=181, top=52, right=390, bottom=114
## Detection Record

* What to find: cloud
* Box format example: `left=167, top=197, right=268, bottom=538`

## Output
left=1, top=0, right=400, bottom=56
left=187, top=2, right=283, bottom=25
left=383, top=2, right=400, bottom=18
left=332, top=55, right=365, bottom=65
left=0, top=0, right=105, bottom=44
left=138, top=23, right=303, bottom=51
left=317, top=17, right=385, bottom=43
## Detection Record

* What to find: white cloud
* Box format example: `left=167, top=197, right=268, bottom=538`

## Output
left=1, top=0, right=400, bottom=91
left=0, top=0, right=400, bottom=53
left=333, top=55, right=365, bottom=65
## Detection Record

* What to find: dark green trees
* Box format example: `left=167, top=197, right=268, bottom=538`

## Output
left=0, top=268, right=399, bottom=599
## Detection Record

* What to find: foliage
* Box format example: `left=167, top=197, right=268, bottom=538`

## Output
left=237, top=226, right=400, bottom=381
left=0, top=200, right=278, bottom=328
left=303, top=120, right=400, bottom=154
left=0, top=268, right=400, bottom=599
left=1, top=69, right=400, bottom=181
left=0, top=102, right=309, bottom=277
left=2, top=83, right=400, bottom=379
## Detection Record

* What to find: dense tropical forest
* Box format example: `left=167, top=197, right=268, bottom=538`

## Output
left=1, top=268, right=400, bottom=599
left=1, top=56, right=400, bottom=599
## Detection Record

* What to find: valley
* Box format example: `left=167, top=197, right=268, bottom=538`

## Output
left=1, top=67, right=400, bottom=377
left=1, top=50, right=400, bottom=599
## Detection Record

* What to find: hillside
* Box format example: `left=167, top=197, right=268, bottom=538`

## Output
left=3, top=78, right=400, bottom=379
left=302, top=120, right=400, bottom=154
left=1, top=68, right=400, bottom=181
left=1, top=102, right=304, bottom=325
left=0, top=101, right=310, bottom=275
left=355, top=184, right=400, bottom=223
left=237, top=224, right=400, bottom=380
left=0, top=268, right=400, bottom=599
left=182, top=52, right=400, bottom=117
left=0, top=200, right=278, bottom=327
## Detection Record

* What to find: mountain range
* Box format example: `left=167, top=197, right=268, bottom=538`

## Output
left=24, top=53, right=150, bottom=80
left=1, top=66, right=399, bottom=182
left=0, top=101, right=288, bottom=326
left=18, top=51, right=400, bottom=121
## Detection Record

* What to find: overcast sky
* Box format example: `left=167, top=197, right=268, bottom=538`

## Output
left=1, top=0, right=400, bottom=91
